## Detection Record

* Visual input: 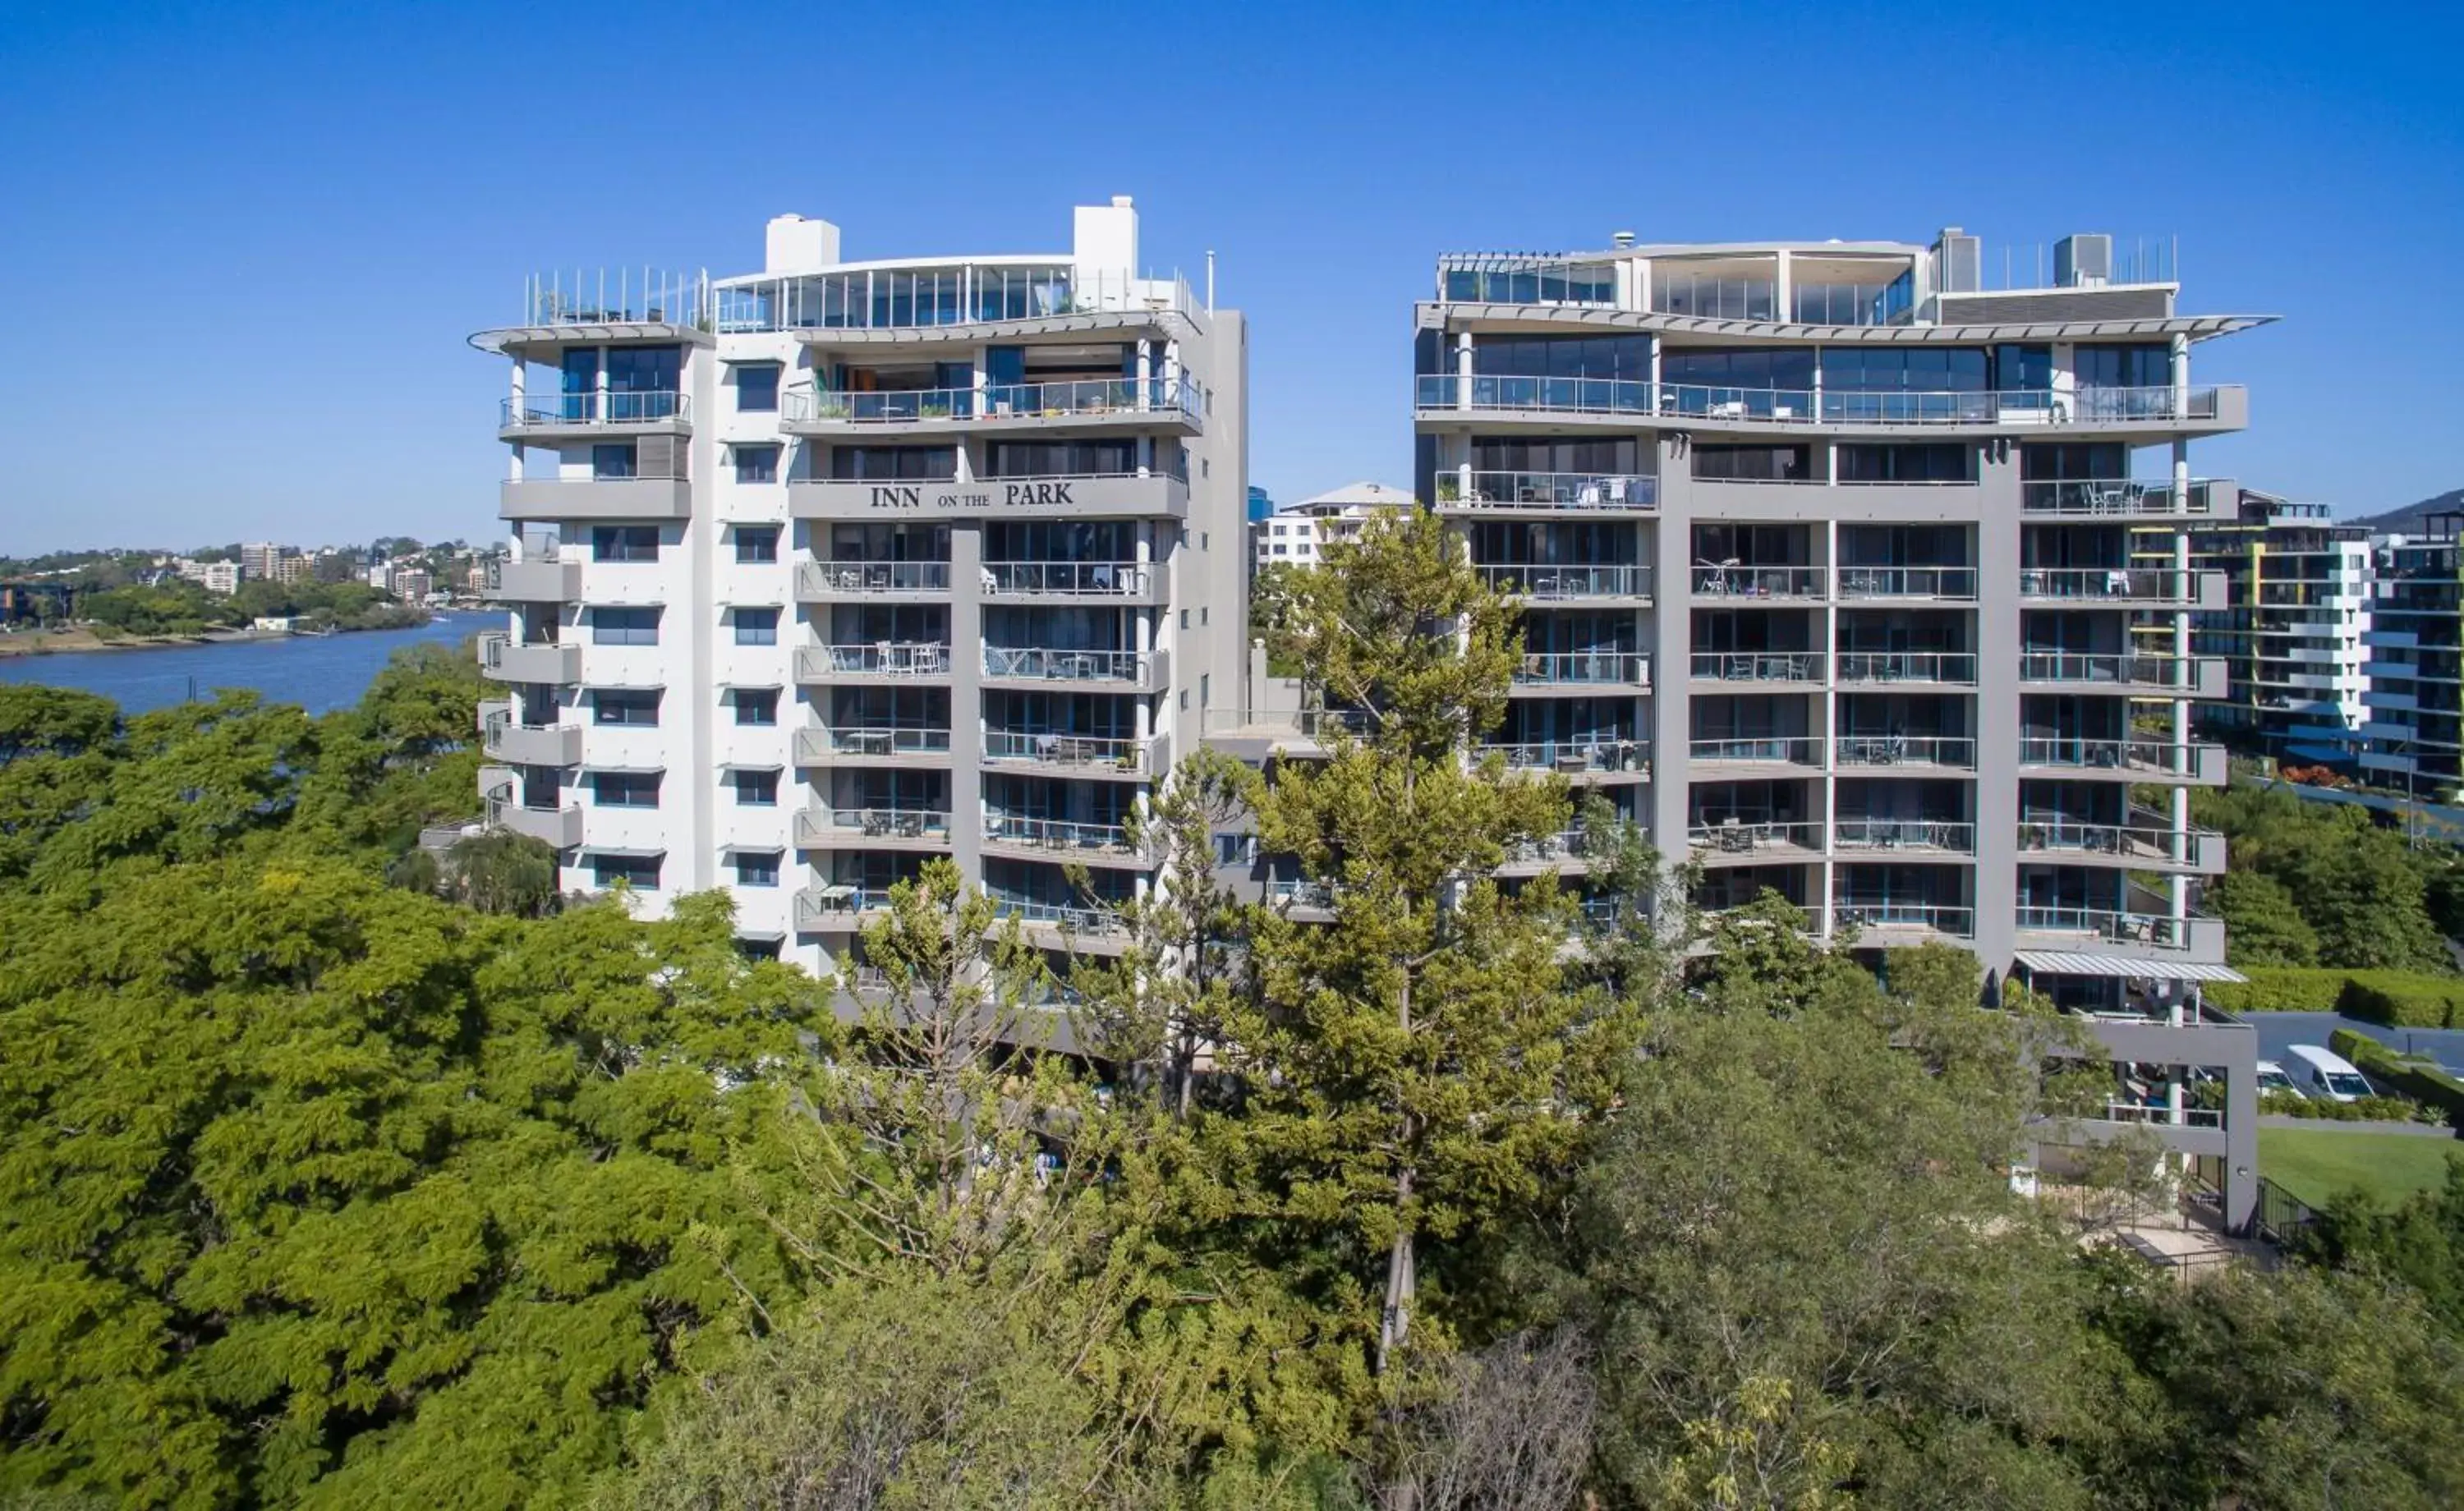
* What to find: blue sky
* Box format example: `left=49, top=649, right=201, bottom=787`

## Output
left=1, top=0, right=2457, bottom=552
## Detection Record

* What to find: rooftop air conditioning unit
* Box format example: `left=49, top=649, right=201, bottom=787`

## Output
left=2055, top=233, right=2112, bottom=287
left=1936, top=228, right=1980, bottom=293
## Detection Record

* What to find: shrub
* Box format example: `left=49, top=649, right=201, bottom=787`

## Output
left=2339, top=971, right=2464, bottom=1029
left=2204, top=967, right=2356, bottom=1013
left=2260, top=1087, right=2441, bottom=1124
left=2331, top=1028, right=2464, bottom=1129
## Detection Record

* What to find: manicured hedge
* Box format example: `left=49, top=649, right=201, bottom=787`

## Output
left=2207, top=967, right=2464, bottom=1027
left=2331, top=1027, right=2464, bottom=1129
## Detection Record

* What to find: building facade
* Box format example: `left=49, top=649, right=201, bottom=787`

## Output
left=1252, top=480, right=1409, bottom=568
left=1400, top=229, right=2269, bottom=1224
left=2168, top=489, right=2372, bottom=767
left=2361, top=512, right=2464, bottom=797
left=475, top=197, right=1247, bottom=974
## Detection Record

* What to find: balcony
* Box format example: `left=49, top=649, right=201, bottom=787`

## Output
left=2016, top=814, right=2226, bottom=872
left=2016, top=907, right=2226, bottom=960
left=793, top=643, right=953, bottom=681
left=1475, top=737, right=1650, bottom=778
left=1691, top=650, right=1823, bottom=684
left=1415, top=378, right=2243, bottom=434
left=1689, top=820, right=1823, bottom=860
left=1836, top=566, right=1976, bottom=601
left=483, top=782, right=583, bottom=848
left=795, top=561, right=951, bottom=599
left=990, top=893, right=1133, bottom=941
left=2019, top=479, right=2232, bottom=518
left=2017, top=736, right=2227, bottom=783
left=793, top=726, right=952, bottom=764
left=479, top=632, right=582, bottom=685
left=981, top=646, right=1163, bottom=690
left=780, top=378, right=1204, bottom=435
left=1475, top=564, right=1652, bottom=601
left=485, top=553, right=582, bottom=601
left=2019, top=567, right=2225, bottom=609
left=2018, top=652, right=2226, bottom=698
left=499, top=391, right=690, bottom=439
left=1432, top=471, right=1658, bottom=512
left=981, top=811, right=1142, bottom=863
left=789, top=471, right=1189, bottom=521
left=1688, top=737, right=1824, bottom=768
left=1498, top=828, right=1595, bottom=873
left=1833, top=819, right=1974, bottom=854
left=480, top=705, right=582, bottom=766
left=979, top=561, right=1160, bottom=599
left=982, top=730, right=1161, bottom=775
left=794, top=884, right=894, bottom=930
left=1833, top=650, right=1979, bottom=686
left=1694, top=565, right=1825, bottom=600
left=1515, top=651, right=1650, bottom=689
left=1832, top=902, right=1976, bottom=940
left=793, top=806, right=953, bottom=850
left=1833, top=734, right=1976, bottom=769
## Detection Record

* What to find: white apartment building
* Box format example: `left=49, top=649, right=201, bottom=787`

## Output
left=239, top=542, right=281, bottom=581
left=178, top=559, right=241, bottom=595
left=476, top=197, right=1247, bottom=974
left=1253, top=480, right=1410, bottom=566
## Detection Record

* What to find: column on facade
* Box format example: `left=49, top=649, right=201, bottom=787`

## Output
left=508, top=357, right=526, bottom=483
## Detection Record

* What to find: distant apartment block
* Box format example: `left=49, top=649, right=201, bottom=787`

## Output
left=239, top=542, right=281, bottom=581
left=474, top=197, right=1245, bottom=972
left=2163, top=489, right=2371, bottom=766
left=177, top=559, right=241, bottom=595
left=1253, top=480, right=1408, bottom=567
left=2362, top=511, right=2464, bottom=797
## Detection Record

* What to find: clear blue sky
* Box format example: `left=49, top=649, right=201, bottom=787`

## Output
left=2, top=0, right=2457, bottom=553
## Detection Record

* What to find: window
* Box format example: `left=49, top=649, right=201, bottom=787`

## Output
left=735, top=526, right=779, bottom=563
left=733, top=688, right=780, bottom=726
left=1837, top=443, right=1974, bottom=484
left=733, top=445, right=779, bottom=485
left=734, top=607, right=780, bottom=645
left=1179, top=609, right=1189, bottom=629
left=738, top=364, right=780, bottom=413
left=593, top=689, right=660, bottom=726
left=591, top=770, right=661, bottom=808
left=1214, top=833, right=1258, bottom=866
left=1274, top=544, right=1288, bottom=555
left=1200, top=673, right=1210, bottom=709
left=591, top=606, right=660, bottom=645
left=733, top=769, right=779, bottom=806
left=1693, top=445, right=1809, bottom=482
left=733, top=851, right=782, bottom=888
left=591, top=443, right=637, bottom=480
left=592, top=526, right=659, bottom=563
left=830, top=446, right=958, bottom=481
left=1179, top=689, right=1189, bottom=710
left=591, top=853, right=661, bottom=889
left=1200, top=608, right=1208, bottom=626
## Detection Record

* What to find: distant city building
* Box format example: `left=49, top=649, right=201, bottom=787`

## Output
left=2164, top=489, right=2371, bottom=767
left=239, top=542, right=280, bottom=580
left=2362, top=511, right=2464, bottom=797
left=390, top=567, right=434, bottom=602
left=271, top=553, right=314, bottom=586
left=1253, top=480, right=1408, bottom=566
left=366, top=564, right=392, bottom=590
left=178, top=559, right=242, bottom=595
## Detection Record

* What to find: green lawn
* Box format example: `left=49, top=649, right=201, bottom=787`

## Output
left=2260, top=1126, right=2462, bottom=1209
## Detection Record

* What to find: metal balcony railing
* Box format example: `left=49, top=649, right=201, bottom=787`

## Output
left=798, top=807, right=952, bottom=844
left=1694, top=565, right=1825, bottom=599
left=1832, top=902, right=1975, bottom=936
left=1689, top=820, right=1822, bottom=855
left=981, top=646, right=1154, bottom=683
left=502, top=392, right=687, bottom=426
left=2017, top=736, right=2216, bottom=776
left=981, top=731, right=1155, bottom=772
left=2016, top=814, right=2218, bottom=866
left=809, top=726, right=952, bottom=758
left=799, top=561, right=951, bottom=594
left=784, top=377, right=1203, bottom=425
left=1516, top=650, right=1649, bottom=686
left=1432, top=471, right=1659, bottom=510
left=2018, top=652, right=2201, bottom=689
left=1835, top=566, right=1976, bottom=599
left=990, top=893, right=1131, bottom=936
left=1835, top=650, right=1979, bottom=684
left=981, top=811, right=1138, bottom=856
left=1475, top=564, right=1652, bottom=599
left=2019, top=479, right=2223, bottom=517
left=2016, top=907, right=2209, bottom=949
left=1501, top=829, right=1592, bottom=865
left=1418, top=379, right=2232, bottom=427
left=1834, top=819, right=1974, bottom=852
left=2020, top=567, right=2198, bottom=601
left=1266, top=879, right=1336, bottom=910
left=979, top=562, right=1152, bottom=595
left=807, top=643, right=952, bottom=677
left=1474, top=737, right=1648, bottom=774
left=1689, top=737, right=1823, bottom=765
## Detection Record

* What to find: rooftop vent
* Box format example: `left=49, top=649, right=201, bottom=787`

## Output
left=2055, top=233, right=2112, bottom=287
left=1611, top=230, right=1636, bottom=250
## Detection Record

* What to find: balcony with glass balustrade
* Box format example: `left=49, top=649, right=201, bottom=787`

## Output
left=1474, top=563, right=1652, bottom=603
left=1414, top=375, right=2242, bottom=434
left=2016, top=651, right=2226, bottom=699
left=2020, top=479, right=2233, bottom=518
left=2016, top=734, right=2226, bottom=784
left=793, top=642, right=954, bottom=682
left=981, top=728, right=1162, bottom=777
left=1432, top=469, right=1658, bottom=513
left=1515, top=650, right=1651, bottom=691
left=793, top=724, right=953, bottom=765
left=1690, top=650, right=1824, bottom=687
left=780, top=377, right=1203, bottom=435
left=2019, top=567, right=2226, bottom=609
left=981, top=645, right=1164, bottom=691
left=793, top=806, right=954, bottom=852
left=2016, top=811, right=2225, bottom=873
left=795, top=560, right=952, bottom=600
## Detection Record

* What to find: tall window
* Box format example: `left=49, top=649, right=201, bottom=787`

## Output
left=735, top=526, right=780, bottom=563
left=734, top=607, right=780, bottom=645
left=733, top=769, right=779, bottom=806
left=592, top=526, right=659, bottom=562
left=591, top=607, right=660, bottom=645
left=591, top=771, right=661, bottom=808
left=592, top=689, right=660, bottom=726
left=737, top=363, right=780, bottom=413
left=733, top=688, right=779, bottom=726
left=733, top=445, right=779, bottom=485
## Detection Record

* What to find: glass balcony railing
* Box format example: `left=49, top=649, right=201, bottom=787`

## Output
left=1836, top=566, right=1976, bottom=599
left=2016, top=907, right=2209, bottom=950
left=2020, top=480, right=2224, bottom=517
left=982, top=731, right=1154, bottom=772
left=502, top=391, right=687, bottom=426
left=980, top=562, right=1152, bottom=596
left=2018, top=736, right=2216, bottom=776
left=800, top=807, right=952, bottom=843
left=1266, top=879, right=1337, bottom=910
left=2017, top=652, right=2202, bottom=689
left=811, top=727, right=951, bottom=758
left=2016, top=814, right=2218, bottom=866
left=1437, top=259, right=1618, bottom=306
left=784, top=377, right=1202, bottom=425
left=1416, top=379, right=2233, bottom=428
left=981, top=811, right=1138, bottom=856
left=1689, top=737, right=1822, bottom=765
left=1833, top=902, right=1975, bottom=937
left=807, top=643, right=952, bottom=677
left=1475, top=564, right=1652, bottom=599
left=991, top=893, right=1131, bottom=936
left=982, top=646, right=1154, bottom=684
left=1691, top=650, right=1823, bottom=682
left=1835, top=651, right=1979, bottom=684
left=1435, top=471, right=1657, bottom=510
left=1689, top=820, right=1822, bottom=855
left=711, top=267, right=1194, bottom=333
left=1501, top=829, right=1593, bottom=865
left=1834, top=734, right=1976, bottom=768
left=1694, top=565, right=1824, bottom=599
left=2019, top=567, right=2200, bottom=602
left=1473, top=737, right=1649, bottom=774
left=799, top=561, right=951, bottom=595
left=1833, top=819, right=1974, bottom=852
left=1517, top=651, right=1650, bottom=686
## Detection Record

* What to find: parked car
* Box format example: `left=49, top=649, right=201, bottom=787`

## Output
left=2253, top=1060, right=2305, bottom=1099
left=2287, top=1045, right=2374, bottom=1104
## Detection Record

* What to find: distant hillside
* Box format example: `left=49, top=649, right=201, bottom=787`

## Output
left=2350, top=487, right=2464, bottom=534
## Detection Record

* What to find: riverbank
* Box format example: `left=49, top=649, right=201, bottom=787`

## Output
left=0, top=612, right=490, bottom=717
left=0, top=611, right=444, bottom=660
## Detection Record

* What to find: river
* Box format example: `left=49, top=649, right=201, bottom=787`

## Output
left=0, top=613, right=499, bottom=716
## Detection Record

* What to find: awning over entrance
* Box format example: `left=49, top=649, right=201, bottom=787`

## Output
left=2012, top=952, right=2246, bottom=984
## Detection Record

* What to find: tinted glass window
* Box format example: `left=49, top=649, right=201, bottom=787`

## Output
left=1693, top=445, right=1809, bottom=481
left=591, top=854, right=660, bottom=888
left=733, top=688, right=779, bottom=725
left=733, top=445, right=779, bottom=485
left=738, top=364, right=780, bottom=412
left=830, top=446, right=958, bottom=481
left=1837, top=443, right=1974, bottom=483
left=593, top=689, right=660, bottom=725
left=733, top=769, right=779, bottom=806
left=591, top=443, right=637, bottom=480
left=735, top=526, right=779, bottom=563
left=734, top=852, right=781, bottom=888
left=1470, top=333, right=1654, bottom=380
left=591, top=606, right=660, bottom=645
left=1661, top=348, right=1818, bottom=392
left=591, top=771, right=661, bottom=807
left=734, top=607, right=780, bottom=645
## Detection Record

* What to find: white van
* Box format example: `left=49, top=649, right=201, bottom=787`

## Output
left=2286, top=1045, right=2374, bottom=1104
left=2254, top=1060, right=2305, bottom=1100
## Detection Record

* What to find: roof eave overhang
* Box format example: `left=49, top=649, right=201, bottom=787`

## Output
left=1418, top=302, right=2277, bottom=346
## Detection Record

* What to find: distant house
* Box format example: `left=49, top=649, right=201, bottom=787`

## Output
left=251, top=616, right=296, bottom=633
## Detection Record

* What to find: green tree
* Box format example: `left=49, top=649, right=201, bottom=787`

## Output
left=2208, top=870, right=2321, bottom=967
left=1221, top=508, right=1634, bottom=1381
